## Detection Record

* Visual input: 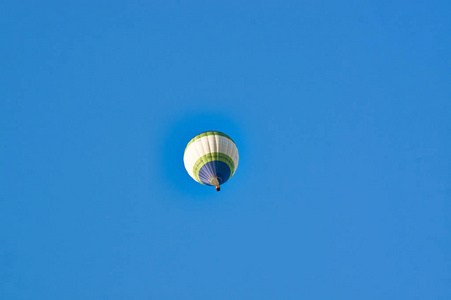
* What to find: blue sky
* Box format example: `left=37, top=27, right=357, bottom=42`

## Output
left=1, top=1, right=450, bottom=299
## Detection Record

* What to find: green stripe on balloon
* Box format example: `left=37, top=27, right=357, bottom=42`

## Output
left=193, top=152, right=235, bottom=184
left=184, top=131, right=235, bottom=153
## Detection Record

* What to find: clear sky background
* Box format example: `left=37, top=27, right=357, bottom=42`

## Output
left=1, top=1, right=450, bottom=299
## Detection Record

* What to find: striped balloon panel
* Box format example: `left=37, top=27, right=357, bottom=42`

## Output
left=184, top=132, right=239, bottom=186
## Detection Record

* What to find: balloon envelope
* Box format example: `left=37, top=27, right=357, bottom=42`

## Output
left=183, top=131, right=239, bottom=188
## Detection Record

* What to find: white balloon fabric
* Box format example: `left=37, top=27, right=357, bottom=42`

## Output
left=183, top=131, right=239, bottom=190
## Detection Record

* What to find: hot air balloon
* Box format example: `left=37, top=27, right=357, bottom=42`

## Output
left=183, top=131, right=239, bottom=191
